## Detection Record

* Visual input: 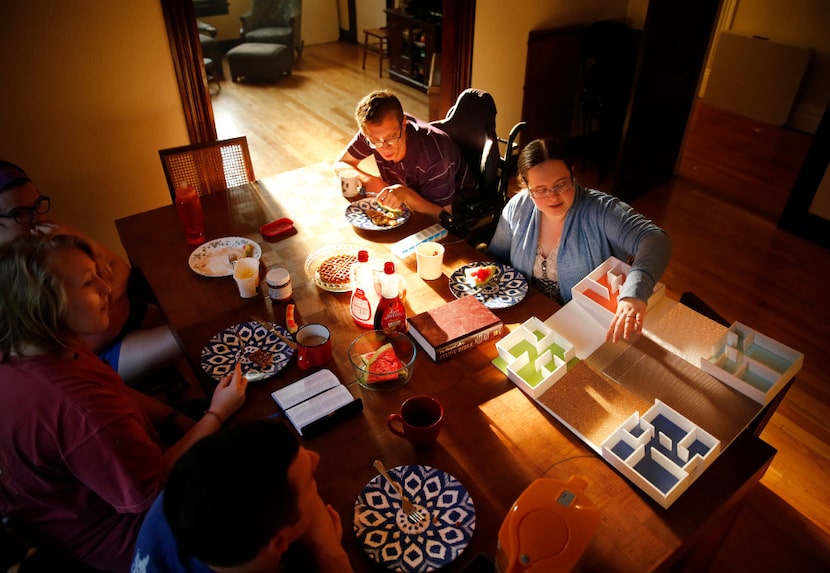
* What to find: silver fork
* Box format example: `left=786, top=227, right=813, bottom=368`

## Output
left=373, top=460, right=425, bottom=524
left=250, top=315, right=297, bottom=350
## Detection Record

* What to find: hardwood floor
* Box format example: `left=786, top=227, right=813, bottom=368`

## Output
left=211, top=41, right=427, bottom=177
left=211, top=42, right=830, bottom=571
left=677, top=102, right=815, bottom=224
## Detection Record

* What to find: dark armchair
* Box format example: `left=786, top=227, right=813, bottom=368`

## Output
left=240, top=0, right=303, bottom=63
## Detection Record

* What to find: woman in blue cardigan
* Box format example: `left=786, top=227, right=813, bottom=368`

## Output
left=489, top=138, right=671, bottom=343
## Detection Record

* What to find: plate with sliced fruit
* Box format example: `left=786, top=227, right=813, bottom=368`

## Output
left=345, top=199, right=410, bottom=231
left=449, top=262, right=527, bottom=309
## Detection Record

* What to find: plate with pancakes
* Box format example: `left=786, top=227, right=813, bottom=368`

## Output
left=345, top=198, right=410, bottom=231
left=305, top=244, right=362, bottom=292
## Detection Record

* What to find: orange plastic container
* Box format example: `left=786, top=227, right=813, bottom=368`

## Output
left=496, top=476, right=600, bottom=573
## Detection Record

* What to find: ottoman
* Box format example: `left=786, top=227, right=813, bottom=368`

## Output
left=227, top=42, right=292, bottom=83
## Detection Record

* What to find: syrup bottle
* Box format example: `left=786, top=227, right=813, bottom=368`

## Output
left=374, top=261, right=407, bottom=333
left=349, top=250, right=379, bottom=328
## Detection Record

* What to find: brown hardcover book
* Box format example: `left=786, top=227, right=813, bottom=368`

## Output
left=407, top=295, right=504, bottom=362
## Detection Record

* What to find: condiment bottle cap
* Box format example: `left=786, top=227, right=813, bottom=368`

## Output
left=266, top=267, right=290, bottom=284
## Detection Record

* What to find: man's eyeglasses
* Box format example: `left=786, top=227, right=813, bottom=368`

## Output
left=364, top=125, right=403, bottom=149
left=528, top=177, right=574, bottom=199
left=0, top=195, right=51, bottom=225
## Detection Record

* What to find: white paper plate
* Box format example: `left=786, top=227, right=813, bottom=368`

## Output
left=188, top=237, right=262, bottom=277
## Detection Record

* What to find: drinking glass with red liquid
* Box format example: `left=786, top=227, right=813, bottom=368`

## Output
left=174, top=186, right=205, bottom=245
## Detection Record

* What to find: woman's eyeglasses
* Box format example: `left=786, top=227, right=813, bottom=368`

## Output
left=0, top=195, right=51, bottom=225
left=528, top=177, right=574, bottom=199
left=364, top=125, right=403, bottom=149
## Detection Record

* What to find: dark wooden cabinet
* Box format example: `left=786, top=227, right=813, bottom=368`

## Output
left=522, top=22, right=640, bottom=182
left=521, top=1, right=722, bottom=201
left=385, top=8, right=441, bottom=92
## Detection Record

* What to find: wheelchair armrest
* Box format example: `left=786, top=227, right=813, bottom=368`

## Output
left=457, top=194, right=503, bottom=218
left=441, top=194, right=505, bottom=239
left=439, top=211, right=469, bottom=237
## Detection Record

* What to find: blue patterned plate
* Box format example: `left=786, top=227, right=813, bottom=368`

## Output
left=449, top=262, right=528, bottom=309
left=345, top=198, right=411, bottom=231
left=200, top=320, right=294, bottom=383
left=354, top=465, right=475, bottom=573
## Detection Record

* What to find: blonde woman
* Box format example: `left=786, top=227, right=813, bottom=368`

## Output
left=0, top=234, right=246, bottom=571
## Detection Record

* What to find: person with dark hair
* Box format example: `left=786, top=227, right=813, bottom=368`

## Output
left=488, top=138, right=671, bottom=343
left=0, top=159, right=182, bottom=385
left=334, top=89, right=477, bottom=218
left=131, top=421, right=353, bottom=573
left=0, top=234, right=247, bottom=571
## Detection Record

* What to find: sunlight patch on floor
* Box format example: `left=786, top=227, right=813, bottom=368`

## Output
left=214, top=112, right=244, bottom=139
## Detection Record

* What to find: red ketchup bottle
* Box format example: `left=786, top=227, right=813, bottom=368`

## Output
left=174, top=185, right=205, bottom=245
left=373, top=261, right=407, bottom=333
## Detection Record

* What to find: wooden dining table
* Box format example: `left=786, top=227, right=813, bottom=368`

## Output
left=116, top=162, right=776, bottom=573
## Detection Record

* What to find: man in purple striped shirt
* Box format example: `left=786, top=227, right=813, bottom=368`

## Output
left=335, top=89, right=477, bottom=219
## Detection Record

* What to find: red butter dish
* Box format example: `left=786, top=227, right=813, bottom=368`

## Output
left=259, top=217, right=295, bottom=239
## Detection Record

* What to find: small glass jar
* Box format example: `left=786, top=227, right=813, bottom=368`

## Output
left=265, top=268, right=292, bottom=302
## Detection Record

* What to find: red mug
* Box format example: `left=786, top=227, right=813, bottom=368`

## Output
left=296, top=324, right=332, bottom=370
left=387, top=395, right=443, bottom=447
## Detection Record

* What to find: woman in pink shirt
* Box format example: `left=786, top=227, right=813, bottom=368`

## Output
left=0, top=234, right=247, bottom=572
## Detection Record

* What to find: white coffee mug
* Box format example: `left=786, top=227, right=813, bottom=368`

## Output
left=340, top=168, right=362, bottom=198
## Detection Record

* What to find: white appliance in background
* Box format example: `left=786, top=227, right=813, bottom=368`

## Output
left=703, top=32, right=810, bottom=127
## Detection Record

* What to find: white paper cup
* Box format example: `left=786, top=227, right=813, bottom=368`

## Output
left=416, top=242, right=445, bottom=281
left=233, top=257, right=260, bottom=298
left=339, top=168, right=362, bottom=198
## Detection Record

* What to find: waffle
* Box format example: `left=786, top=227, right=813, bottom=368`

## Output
left=317, top=254, right=357, bottom=288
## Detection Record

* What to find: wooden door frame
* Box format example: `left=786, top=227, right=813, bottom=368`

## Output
left=161, top=0, right=216, bottom=143
left=779, top=103, right=830, bottom=248
left=163, top=0, right=474, bottom=144
left=439, top=0, right=475, bottom=116
left=613, top=0, right=722, bottom=200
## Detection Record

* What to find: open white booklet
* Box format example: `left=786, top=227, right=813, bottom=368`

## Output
left=271, top=369, right=361, bottom=436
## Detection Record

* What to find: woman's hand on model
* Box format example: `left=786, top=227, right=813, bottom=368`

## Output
left=607, top=298, right=647, bottom=343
